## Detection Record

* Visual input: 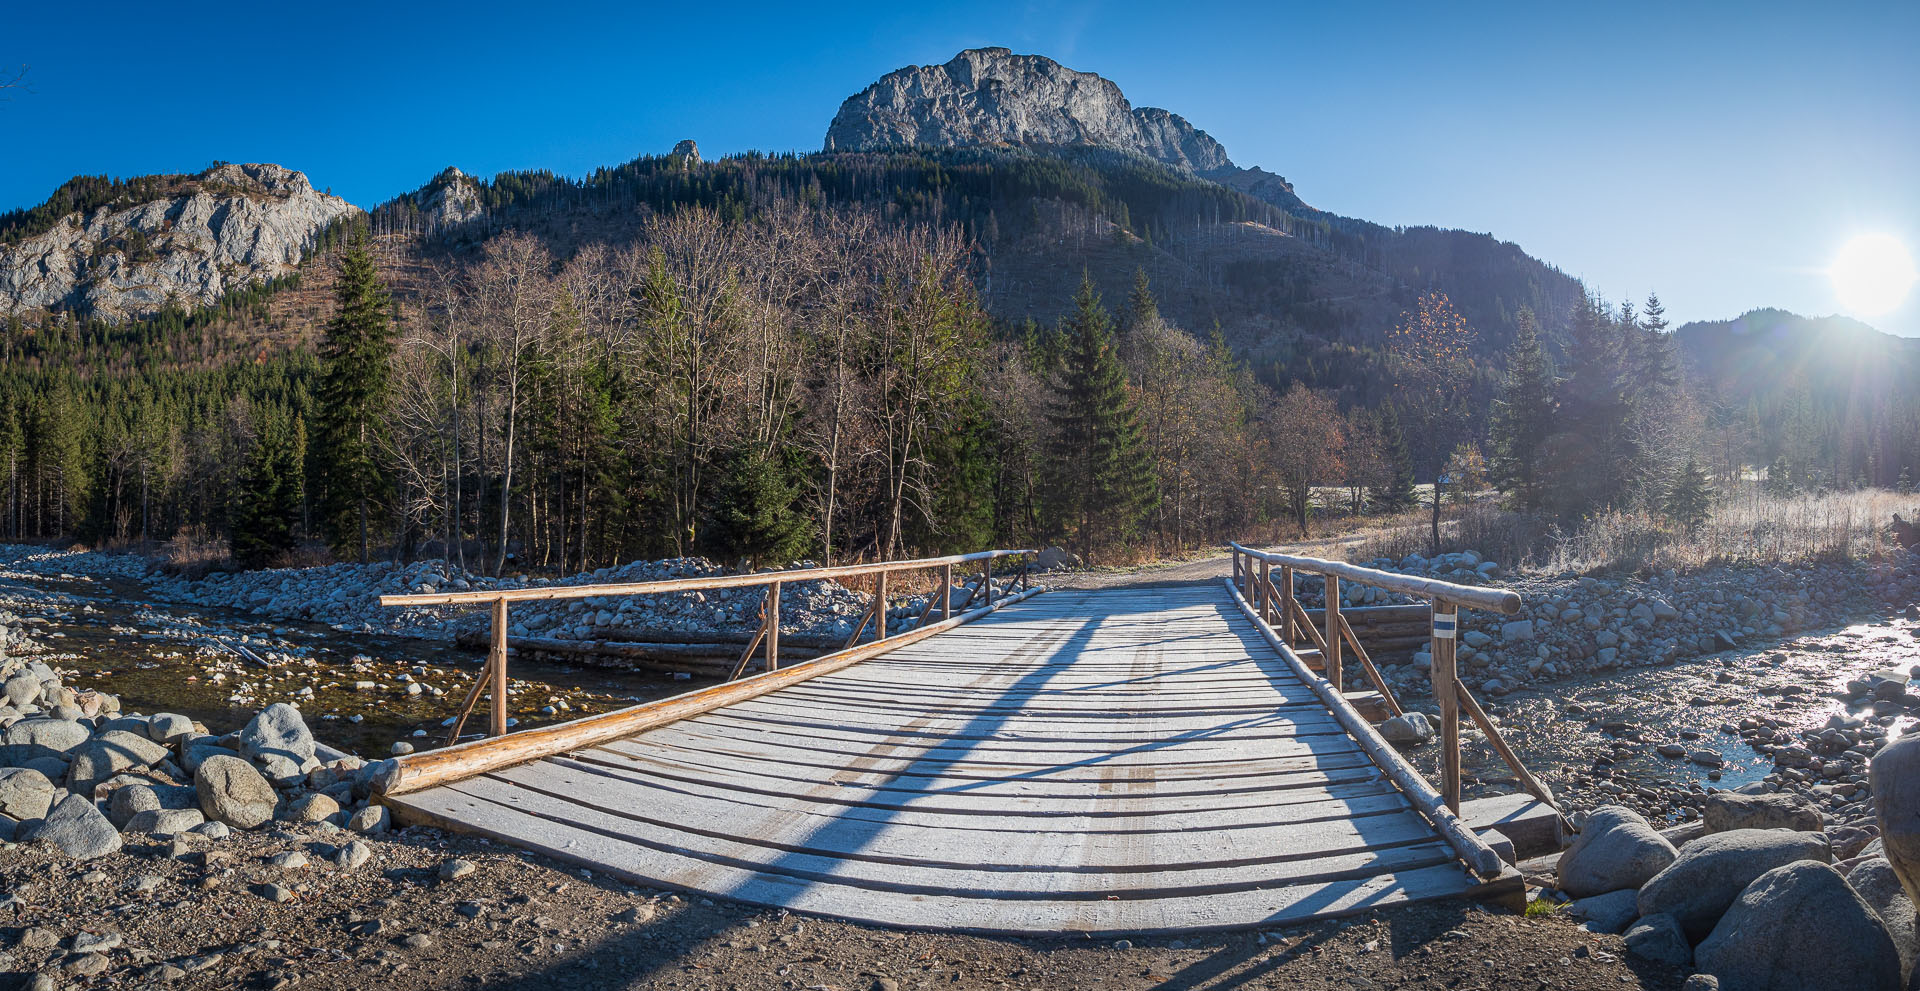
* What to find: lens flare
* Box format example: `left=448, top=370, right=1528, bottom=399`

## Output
left=1829, top=233, right=1918, bottom=316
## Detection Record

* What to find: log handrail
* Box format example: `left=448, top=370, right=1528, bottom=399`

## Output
left=1229, top=543, right=1521, bottom=615
left=382, top=549, right=1037, bottom=741
left=1229, top=541, right=1554, bottom=819
left=380, top=548, right=1035, bottom=607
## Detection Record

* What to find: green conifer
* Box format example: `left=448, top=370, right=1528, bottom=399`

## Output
left=1372, top=402, right=1417, bottom=511
left=1664, top=456, right=1713, bottom=534
left=312, top=225, right=395, bottom=561
left=707, top=445, right=813, bottom=569
left=1489, top=307, right=1556, bottom=510
left=1043, top=274, right=1157, bottom=561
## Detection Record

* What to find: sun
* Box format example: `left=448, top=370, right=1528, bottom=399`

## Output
left=1829, top=233, right=1918, bottom=316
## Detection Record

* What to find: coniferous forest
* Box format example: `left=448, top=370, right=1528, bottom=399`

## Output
left=2, top=148, right=1916, bottom=573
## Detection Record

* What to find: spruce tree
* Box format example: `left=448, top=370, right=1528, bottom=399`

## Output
left=1548, top=292, right=1639, bottom=514
left=1489, top=307, right=1555, bottom=510
left=706, top=445, right=813, bottom=569
left=1764, top=455, right=1796, bottom=497
left=312, top=225, right=395, bottom=562
left=230, top=403, right=303, bottom=567
left=1044, top=274, right=1157, bottom=562
left=1372, top=401, right=1417, bottom=511
left=1664, top=456, right=1713, bottom=535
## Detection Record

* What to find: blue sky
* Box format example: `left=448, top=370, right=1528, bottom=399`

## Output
left=5, top=1, right=1917, bottom=334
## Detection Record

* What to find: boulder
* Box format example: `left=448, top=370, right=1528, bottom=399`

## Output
left=181, top=736, right=238, bottom=774
left=1568, top=888, right=1641, bottom=934
left=1500, top=620, right=1535, bottom=642
left=145, top=713, right=195, bottom=743
left=1873, top=734, right=1920, bottom=908
left=1703, top=791, right=1823, bottom=833
left=194, top=754, right=278, bottom=829
left=1623, top=913, right=1692, bottom=966
left=125, top=808, right=204, bottom=837
left=283, top=792, right=339, bottom=824
left=1033, top=546, right=1084, bottom=571
left=1696, top=861, right=1901, bottom=991
left=26, top=793, right=122, bottom=860
left=106, top=783, right=161, bottom=828
left=1848, top=858, right=1919, bottom=981
left=65, top=729, right=172, bottom=796
left=348, top=803, right=390, bottom=834
left=3, top=672, right=41, bottom=707
left=0, top=717, right=90, bottom=764
left=1557, top=805, right=1678, bottom=897
left=0, top=766, right=56, bottom=820
left=239, top=703, right=317, bottom=784
left=1638, top=828, right=1833, bottom=939
left=1379, top=712, right=1434, bottom=745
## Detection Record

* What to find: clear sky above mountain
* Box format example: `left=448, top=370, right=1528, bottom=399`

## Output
left=5, top=1, right=1916, bottom=334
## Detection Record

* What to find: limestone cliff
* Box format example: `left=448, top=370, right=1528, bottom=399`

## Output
left=0, top=163, right=355, bottom=322
left=824, top=48, right=1233, bottom=173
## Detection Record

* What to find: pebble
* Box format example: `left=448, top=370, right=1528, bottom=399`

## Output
left=439, top=858, right=477, bottom=880
left=255, top=883, right=296, bottom=903
left=401, top=934, right=435, bottom=950
left=269, top=850, right=309, bottom=869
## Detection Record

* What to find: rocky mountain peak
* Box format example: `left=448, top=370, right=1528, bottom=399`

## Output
left=824, top=48, right=1233, bottom=173
left=671, top=139, right=701, bottom=164
left=0, top=163, right=354, bottom=322
left=415, top=167, right=484, bottom=232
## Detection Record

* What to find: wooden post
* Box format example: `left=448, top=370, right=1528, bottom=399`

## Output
left=1324, top=575, right=1342, bottom=693
left=981, top=561, right=991, bottom=609
left=1281, top=565, right=1295, bottom=645
left=1258, top=560, right=1272, bottom=624
left=488, top=598, right=509, bottom=737
left=766, top=581, right=781, bottom=672
left=1433, top=599, right=1462, bottom=813
left=876, top=569, right=890, bottom=641
left=940, top=563, right=953, bottom=621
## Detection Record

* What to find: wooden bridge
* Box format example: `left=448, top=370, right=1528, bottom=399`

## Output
left=373, top=547, right=1557, bottom=934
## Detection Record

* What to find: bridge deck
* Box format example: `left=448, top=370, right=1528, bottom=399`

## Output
left=386, top=585, right=1512, bottom=933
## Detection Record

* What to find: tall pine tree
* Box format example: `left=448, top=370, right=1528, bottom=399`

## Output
left=1372, top=401, right=1417, bottom=511
left=312, top=225, right=395, bottom=562
left=1489, top=307, right=1555, bottom=510
left=230, top=402, right=304, bottom=567
left=1044, top=274, right=1157, bottom=562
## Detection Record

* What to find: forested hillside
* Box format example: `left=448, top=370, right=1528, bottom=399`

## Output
left=0, top=143, right=1911, bottom=572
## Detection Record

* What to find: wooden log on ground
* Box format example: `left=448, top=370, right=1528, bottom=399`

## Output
left=374, top=585, right=1048, bottom=798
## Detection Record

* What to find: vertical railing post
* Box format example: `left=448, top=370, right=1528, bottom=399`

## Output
left=982, top=559, right=992, bottom=609
left=1324, top=575, right=1342, bottom=693
left=1258, top=559, right=1272, bottom=624
left=1433, top=598, right=1462, bottom=813
left=1280, top=565, right=1296, bottom=645
left=940, top=563, right=953, bottom=621
left=488, top=597, right=509, bottom=737
left=766, top=580, right=781, bottom=672
left=876, top=568, right=890, bottom=641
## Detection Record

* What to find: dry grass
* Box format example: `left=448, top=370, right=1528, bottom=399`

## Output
left=1350, top=485, right=1920, bottom=575
left=160, top=525, right=231, bottom=579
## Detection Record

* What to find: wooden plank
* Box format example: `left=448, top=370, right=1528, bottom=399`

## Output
left=488, top=761, right=1431, bottom=866
left=445, top=774, right=1455, bottom=892
left=389, top=783, right=1508, bottom=934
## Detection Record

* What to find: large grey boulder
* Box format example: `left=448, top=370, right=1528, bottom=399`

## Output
left=1874, top=734, right=1920, bottom=909
left=65, top=729, right=172, bottom=796
left=1624, top=913, right=1692, bottom=966
left=1568, top=888, right=1641, bottom=934
left=106, top=783, right=161, bottom=828
left=181, top=735, right=238, bottom=774
left=0, top=716, right=90, bottom=764
left=1557, top=805, right=1678, bottom=897
left=1703, top=791, right=1823, bottom=833
left=194, top=754, right=278, bottom=829
left=3, top=671, right=40, bottom=707
left=26, top=793, right=122, bottom=860
left=1849, top=859, right=1919, bottom=982
left=145, top=713, right=195, bottom=744
left=239, top=703, right=317, bottom=784
left=125, top=807, right=204, bottom=837
left=1696, top=862, right=1901, bottom=991
left=0, top=766, right=56, bottom=820
left=1639, top=828, right=1833, bottom=939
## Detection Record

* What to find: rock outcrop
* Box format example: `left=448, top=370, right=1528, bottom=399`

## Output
left=0, top=163, right=354, bottom=321
left=412, top=166, right=484, bottom=232
left=825, top=48, right=1232, bottom=173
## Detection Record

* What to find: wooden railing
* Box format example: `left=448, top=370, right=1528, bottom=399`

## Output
left=1228, top=542, right=1556, bottom=816
left=380, top=549, right=1036, bottom=745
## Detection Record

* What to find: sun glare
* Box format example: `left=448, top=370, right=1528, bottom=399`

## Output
left=1829, top=233, right=1918, bottom=316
